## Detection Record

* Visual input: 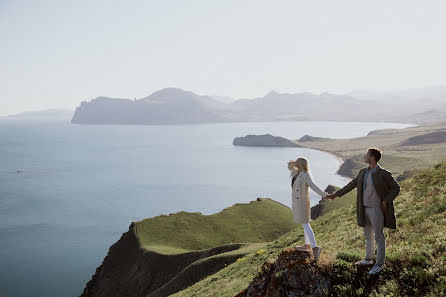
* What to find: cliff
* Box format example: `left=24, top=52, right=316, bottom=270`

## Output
left=80, top=222, right=246, bottom=297
left=80, top=198, right=296, bottom=297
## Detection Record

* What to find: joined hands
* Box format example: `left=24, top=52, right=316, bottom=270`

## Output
left=325, top=192, right=337, bottom=200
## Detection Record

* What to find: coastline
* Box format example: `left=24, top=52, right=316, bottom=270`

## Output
left=319, top=149, right=345, bottom=173
left=303, top=146, right=352, bottom=181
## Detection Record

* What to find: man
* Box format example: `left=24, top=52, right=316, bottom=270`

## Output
left=326, top=148, right=400, bottom=275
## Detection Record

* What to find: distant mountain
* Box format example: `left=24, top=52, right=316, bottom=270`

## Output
left=71, top=88, right=232, bottom=125
left=71, top=87, right=446, bottom=125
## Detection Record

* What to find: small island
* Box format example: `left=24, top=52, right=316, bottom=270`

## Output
left=233, top=134, right=301, bottom=147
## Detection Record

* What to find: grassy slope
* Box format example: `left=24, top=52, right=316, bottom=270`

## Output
left=294, top=121, right=446, bottom=178
left=134, top=198, right=296, bottom=254
left=172, top=161, right=446, bottom=297
left=320, top=186, right=357, bottom=215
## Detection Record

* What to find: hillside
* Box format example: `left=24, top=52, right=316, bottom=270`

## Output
left=171, top=161, right=446, bottom=296
left=293, top=121, right=446, bottom=179
left=79, top=198, right=296, bottom=297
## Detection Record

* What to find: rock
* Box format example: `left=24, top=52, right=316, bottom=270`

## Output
left=310, top=185, right=338, bottom=220
left=235, top=249, right=330, bottom=297
left=337, top=157, right=359, bottom=178
left=233, top=134, right=301, bottom=147
left=324, top=185, right=337, bottom=193
left=311, top=203, right=326, bottom=221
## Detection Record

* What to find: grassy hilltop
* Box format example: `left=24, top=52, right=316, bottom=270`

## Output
left=134, top=198, right=295, bottom=255
left=81, top=198, right=299, bottom=297
left=171, top=161, right=446, bottom=297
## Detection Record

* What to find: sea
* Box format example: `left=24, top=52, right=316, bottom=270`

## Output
left=0, top=120, right=413, bottom=297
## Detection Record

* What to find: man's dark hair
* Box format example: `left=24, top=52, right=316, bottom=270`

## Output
left=368, top=148, right=382, bottom=162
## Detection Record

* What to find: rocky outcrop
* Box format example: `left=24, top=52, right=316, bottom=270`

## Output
left=236, top=246, right=435, bottom=297
left=337, top=157, right=360, bottom=178
left=235, top=249, right=330, bottom=297
left=310, top=185, right=338, bottom=220
left=80, top=222, right=245, bottom=297
left=233, top=134, right=301, bottom=147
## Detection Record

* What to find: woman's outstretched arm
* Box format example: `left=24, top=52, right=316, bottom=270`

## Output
left=305, top=172, right=327, bottom=198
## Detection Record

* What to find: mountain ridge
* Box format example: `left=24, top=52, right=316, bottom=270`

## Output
left=71, top=87, right=446, bottom=125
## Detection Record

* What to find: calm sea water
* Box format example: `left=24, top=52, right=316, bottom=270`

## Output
left=0, top=120, right=412, bottom=297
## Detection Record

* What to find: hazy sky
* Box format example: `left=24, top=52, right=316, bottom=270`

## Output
left=1, top=0, right=445, bottom=115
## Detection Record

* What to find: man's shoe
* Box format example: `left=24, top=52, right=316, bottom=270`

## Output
left=354, top=259, right=374, bottom=266
left=368, top=265, right=384, bottom=275
left=312, top=246, right=321, bottom=262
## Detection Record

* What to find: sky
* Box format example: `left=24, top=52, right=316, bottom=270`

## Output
left=1, top=0, right=446, bottom=115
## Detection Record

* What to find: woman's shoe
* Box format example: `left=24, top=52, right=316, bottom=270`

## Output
left=295, top=244, right=311, bottom=251
left=312, top=246, right=321, bottom=262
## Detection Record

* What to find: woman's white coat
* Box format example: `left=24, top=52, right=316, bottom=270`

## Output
left=291, top=170, right=327, bottom=224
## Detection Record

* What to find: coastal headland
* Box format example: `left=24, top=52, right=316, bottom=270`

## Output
left=80, top=198, right=296, bottom=297
left=233, top=120, right=446, bottom=180
left=81, top=120, right=446, bottom=297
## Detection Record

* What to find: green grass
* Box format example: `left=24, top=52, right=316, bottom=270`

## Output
left=321, top=186, right=356, bottom=215
left=171, top=161, right=446, bottom=297
left=134, top=198, right=296, bottom=254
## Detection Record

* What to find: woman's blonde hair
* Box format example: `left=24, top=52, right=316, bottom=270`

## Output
left=295, top=157, right=309, bottom=172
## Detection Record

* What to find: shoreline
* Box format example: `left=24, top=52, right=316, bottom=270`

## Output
left=319, top=149, right=345, bottom=174
left=321, top=150, right=352, bottom=180
left=301, top=146, right=352, bottom=182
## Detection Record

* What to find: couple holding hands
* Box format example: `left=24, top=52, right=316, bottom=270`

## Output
left=288, top=148, right=400, bottom=275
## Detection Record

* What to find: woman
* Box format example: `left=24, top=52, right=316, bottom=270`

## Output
left=288, top=157, right=328, bottom=262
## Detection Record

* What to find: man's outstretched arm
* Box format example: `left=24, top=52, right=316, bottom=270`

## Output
left=328, top=175, right=358, bottom=199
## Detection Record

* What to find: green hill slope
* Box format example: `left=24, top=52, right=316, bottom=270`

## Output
left=134, top=198, right=295, bottom=254
left=80, top=198, right=297, bottom=297
left=172, top=161, right=446, bottom=297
